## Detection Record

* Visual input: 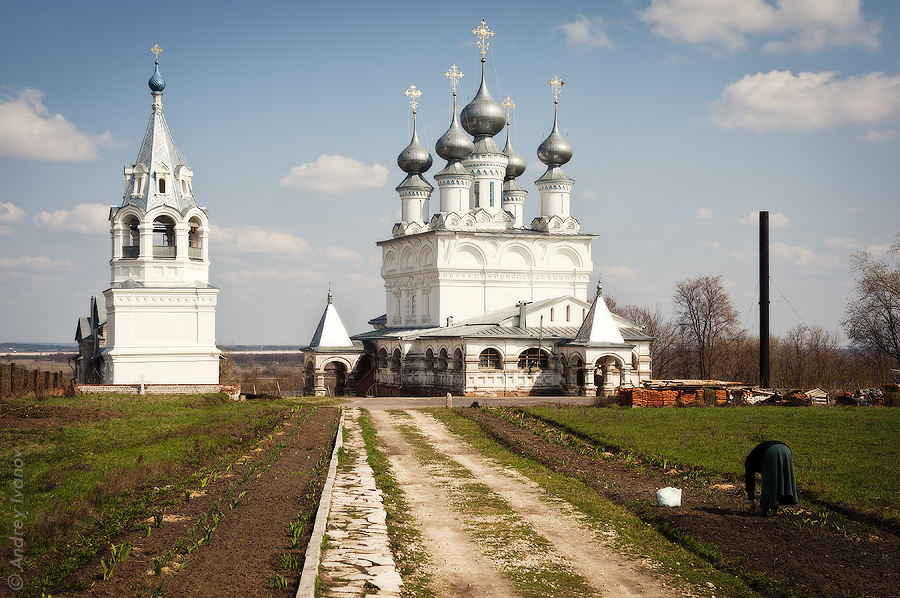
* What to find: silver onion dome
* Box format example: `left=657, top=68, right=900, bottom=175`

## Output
left=436, top=106, right=474, bottom=162
left=460, top=71, right=506, bottom=140
left=503, top=130, right=526, bottom=180
left=397, top=119, right=433, bottom=174
left=537, top=107, right=572, bottom=167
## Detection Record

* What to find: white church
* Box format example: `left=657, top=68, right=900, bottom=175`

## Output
left=77, top=27, right=653, bottom=396
left=303, top=21, right=653, bottom=397
left=92, top=49, right=221, bottom=385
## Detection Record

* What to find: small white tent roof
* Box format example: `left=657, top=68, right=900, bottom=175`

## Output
left=308, top=291, right=354, bottom=348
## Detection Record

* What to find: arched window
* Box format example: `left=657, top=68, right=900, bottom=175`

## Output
left=122, top=215, right=140, bottom=258
left=566, top=305, right=571, bottom=322
left=391, top=348, right=401, bottom=370
left=152, top=216, right=176, bottom=258
left=188, top=218, right=202, bottom=260
left=518, top=348, right=549, bottom=370
left=550, top=307, right=555, bottom=322
left=377, top=348, right=388, bottom=369
left=425, top=348, right=434, bottom=370
left=479, top=348, right=502, bottom=370
left=438, top=348, right=448, bottom=370
left=159, top=177, right=166, bottom=194
left=453, top=348, right=463, bottom=371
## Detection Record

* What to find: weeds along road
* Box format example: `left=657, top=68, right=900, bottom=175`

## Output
left=357, top=408, right=681, bottom=598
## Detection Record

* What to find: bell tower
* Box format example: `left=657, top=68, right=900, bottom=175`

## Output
left=101, top=46, right=220, bottom=385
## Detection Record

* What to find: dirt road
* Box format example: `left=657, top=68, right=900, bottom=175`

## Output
left=371, top=409, right=680, bottom=597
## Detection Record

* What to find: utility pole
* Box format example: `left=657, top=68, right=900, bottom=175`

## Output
left=760, top=210, right=770, bottom=389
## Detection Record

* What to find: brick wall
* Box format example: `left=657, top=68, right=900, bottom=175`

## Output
left=76, top=384, right=241, bottom=400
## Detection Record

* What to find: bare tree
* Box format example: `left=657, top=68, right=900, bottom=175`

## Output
left=772, top=324, right=846, bottom=390
left=672, top=274, right=741, bottom=380
left=616, top=303, right=679, bottom=379
left=841, top=241, right=900, bottom=376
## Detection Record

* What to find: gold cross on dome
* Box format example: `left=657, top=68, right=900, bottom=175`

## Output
left=445, top=64, right=464, bottom=96
left=549, top=74, right=564, bottom=104
left=473, top=19, right=494, bottom=62
left=501, top=96, right=516, bottom=124
left=151, top=44, right=163, bottom=60
left=405, top=85, right=422, bottom=114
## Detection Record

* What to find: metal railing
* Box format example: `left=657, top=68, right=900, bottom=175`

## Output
left=122, top=246, right=139, bottom=259
left=152, top=246, right=176, bottom=258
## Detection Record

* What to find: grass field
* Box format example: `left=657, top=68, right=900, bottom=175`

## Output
left=522, top=405, right=900, bottom=523
left=0, top=392, right=316, bottom=593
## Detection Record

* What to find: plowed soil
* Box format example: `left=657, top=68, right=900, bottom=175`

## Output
left=54, top=406, right=339, bottom=598
left=459, top=407, right=900, bottom=598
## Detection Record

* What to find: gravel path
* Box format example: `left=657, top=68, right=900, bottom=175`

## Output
left=370, top=409, right=680, bottom=597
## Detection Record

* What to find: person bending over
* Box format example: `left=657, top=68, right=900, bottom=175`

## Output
left=745, top=441, right=799, bottom=516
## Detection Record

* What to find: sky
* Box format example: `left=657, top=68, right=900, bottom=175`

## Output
left=1, top=0, right=898, bottom=345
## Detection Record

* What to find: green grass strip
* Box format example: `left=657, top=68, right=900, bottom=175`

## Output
left=357, top=409, right=435, bottom=598
left=428, top=407, right=763, bottom=598
left=391, top=412, right=597, bottom=598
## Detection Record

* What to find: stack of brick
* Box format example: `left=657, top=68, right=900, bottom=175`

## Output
left=619, top=388, right=678, bottom=407
left=619, top=387, right=729, bottom=407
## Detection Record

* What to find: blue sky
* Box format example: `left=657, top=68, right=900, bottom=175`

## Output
left=1, top=0, right=898, bottom=345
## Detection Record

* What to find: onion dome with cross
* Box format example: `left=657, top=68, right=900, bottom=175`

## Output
left=435, top=65, right=474, bottom=163
left=460, top=20, right=506, bottom=141
left=537, top=75, right=573, bottom=168
left=397, top=85, right=433, bottom=174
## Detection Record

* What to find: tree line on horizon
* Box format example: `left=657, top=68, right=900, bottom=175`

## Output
left=606, top=234, right=900, bottom=393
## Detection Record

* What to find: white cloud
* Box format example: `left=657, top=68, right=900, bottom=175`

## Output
left=640, top=0, right=881, bottom=53
left=865, top=243, right=893, bottom=256
left=217, top=269, right=325, bottom=283
left=846, top=206, right=864, bottom=213
left=600, top=264, right=639, bottom=280
left=33, top=203, right=109, bottom=233
left=825, top=237, right=856, bottom=248
left=581, top=190, right=598, bottom=199
left=0, top=202, right=25, bottom=223
left=210, top=224, right=313, bottom=256
left=325, top=245, right=361, bottom=263
left=556, top=15, right=614, bottom=50
left=709, top=70, right=900, bottom=131
left=0, top=225, right=12, bottom=236
left=378, top=210, right=402, bottom=225
left=861, top=129, right=896, bottom=142
left=772, top=241, right=838, bottom=268
left=0, top=255, right=76, bottom=270
left=740, top=211, right=790, bottom=227
left=0, top=89, right=116, bottom=161
left=280, top=155, right=388, bottom=194
left=695, top=207, right=714, bottom=218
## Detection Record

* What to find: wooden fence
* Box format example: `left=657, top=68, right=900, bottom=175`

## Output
left=0, top=363, right=70, bottom=399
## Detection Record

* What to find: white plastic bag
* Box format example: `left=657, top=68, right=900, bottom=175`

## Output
left=656, top=486, right=682, bottom=507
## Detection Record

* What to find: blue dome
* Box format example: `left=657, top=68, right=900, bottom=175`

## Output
left=148, top=61, right=166, bottom=93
